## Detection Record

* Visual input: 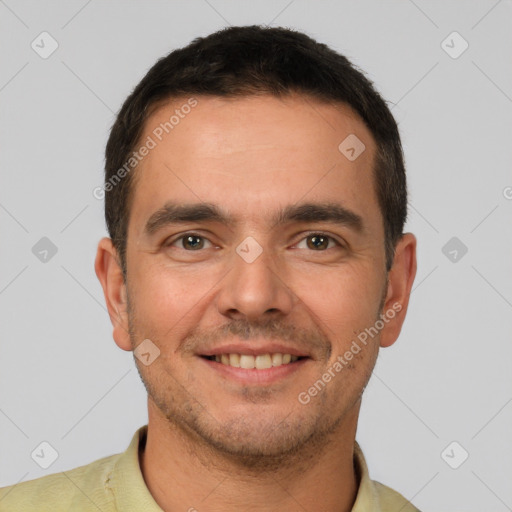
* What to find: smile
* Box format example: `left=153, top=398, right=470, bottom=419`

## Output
left=203, top=353, right=302, bottom=369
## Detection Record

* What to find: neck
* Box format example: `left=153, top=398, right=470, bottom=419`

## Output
left=139, top=400, right=360, bottom=512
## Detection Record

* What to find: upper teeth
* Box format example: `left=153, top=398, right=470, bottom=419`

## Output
left=213, top=353, right=299, bottom=369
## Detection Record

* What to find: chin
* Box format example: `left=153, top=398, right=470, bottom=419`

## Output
left=171, top=404, right=342, bottom=471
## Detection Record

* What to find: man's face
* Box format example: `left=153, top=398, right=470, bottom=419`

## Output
left=121, top=94, right=391, bottom=461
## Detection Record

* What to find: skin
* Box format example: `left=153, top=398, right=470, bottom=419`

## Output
left=95, top=93, right=417, bottom=512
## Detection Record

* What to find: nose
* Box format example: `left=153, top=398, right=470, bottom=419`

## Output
left=215, top=242, right=295, bottom=322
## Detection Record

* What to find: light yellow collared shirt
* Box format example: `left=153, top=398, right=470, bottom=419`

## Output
left=0, top=425, right=420, bottom=511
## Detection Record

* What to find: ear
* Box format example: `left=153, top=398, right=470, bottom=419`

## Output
left=94, top=237, right=132, bottom=351
left=379, top=232, right=417, bottom=348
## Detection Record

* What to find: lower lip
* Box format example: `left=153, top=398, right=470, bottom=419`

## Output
left=199, top=357, right=309, bottom=385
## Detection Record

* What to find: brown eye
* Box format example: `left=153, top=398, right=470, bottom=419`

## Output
left=182, top=235, right=204, bottom=250
left=306, top=234, right=329, bottom=250
left=296, top=233, right=339, bottom=251
left=169, top=234, right=212, bottom=250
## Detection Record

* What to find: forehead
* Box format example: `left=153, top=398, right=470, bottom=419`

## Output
left=128, top=93, right=381, bottom=234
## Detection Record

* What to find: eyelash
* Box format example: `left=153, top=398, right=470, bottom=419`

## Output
left=166, top=232, right=344, bottom=251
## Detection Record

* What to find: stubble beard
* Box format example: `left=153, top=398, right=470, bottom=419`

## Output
left=125, top=277, right=386, bottom=472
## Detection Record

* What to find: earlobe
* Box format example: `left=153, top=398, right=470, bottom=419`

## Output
left=94, top=237, right=132, bottom=352
left=379, top=233, right=417, bottom=348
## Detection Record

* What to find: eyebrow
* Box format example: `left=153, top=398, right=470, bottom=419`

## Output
left=144, top=201, right=364, bottom=235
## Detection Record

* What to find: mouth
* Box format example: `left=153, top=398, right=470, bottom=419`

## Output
left=196, top=339, right=312, bottom=385
left=202, top=352, right=304, bottom=369
left=198, top=341, right=311, bottom=385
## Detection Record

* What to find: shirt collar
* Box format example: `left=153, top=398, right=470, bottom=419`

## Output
left=110, top=425, right=162, bottom=511
left=351, top=440, right=383, bottom=511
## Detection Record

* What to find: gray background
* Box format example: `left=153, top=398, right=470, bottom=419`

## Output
left=1, top=1, right=511, bottom=510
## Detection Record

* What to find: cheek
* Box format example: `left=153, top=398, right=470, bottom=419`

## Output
left=129, top=261, right=207, bottom=336
left=293, top=263, right=382, bottom=336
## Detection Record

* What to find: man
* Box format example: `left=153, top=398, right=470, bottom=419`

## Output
left=0, top=25, right=418, bottom=511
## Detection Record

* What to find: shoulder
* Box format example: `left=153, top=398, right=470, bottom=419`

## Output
left=0, top=452, right=121, bottom=512
left=352, top=441, right=422, bottom=512
left=373, top=480, right=422, bottom=512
